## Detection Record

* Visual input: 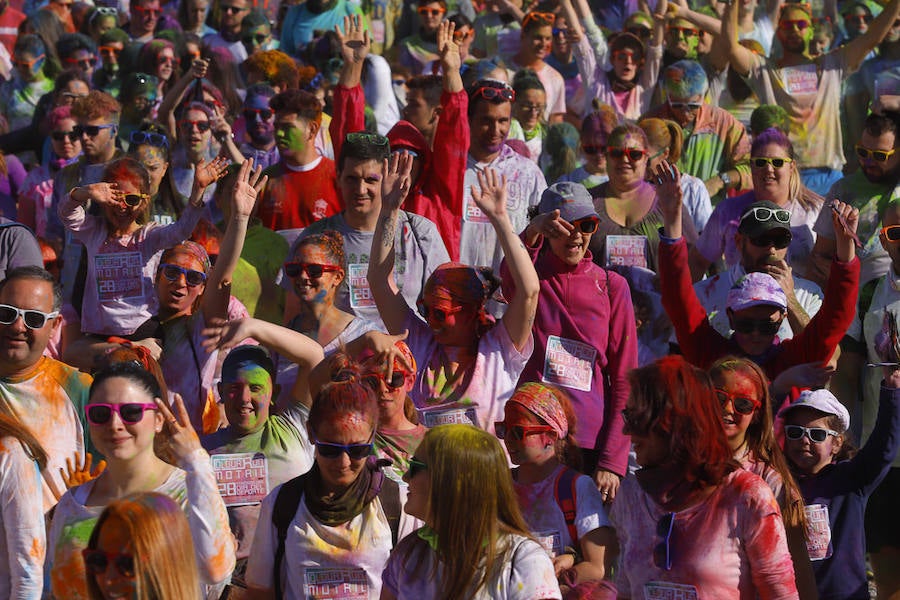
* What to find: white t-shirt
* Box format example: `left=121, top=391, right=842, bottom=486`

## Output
left=382, top=531, right=562, bottom=599
left=0, top=437, right=44, bottom=599
left=245, top=489, right=392, bottom=600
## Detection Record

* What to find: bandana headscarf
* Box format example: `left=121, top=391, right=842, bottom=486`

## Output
left=424, top=262, right=500, bottom=307
left=507, top=382, right=569, bottom=438
left=161, top=240, right=212, bottom=274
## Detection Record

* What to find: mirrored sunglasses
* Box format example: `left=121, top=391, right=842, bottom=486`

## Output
left=160, top=263, right=207, bottom=286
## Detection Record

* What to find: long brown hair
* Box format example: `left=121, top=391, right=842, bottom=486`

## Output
left=0, top=414, right=47, bottom=469
left=709, top=357, right=807, bottom=530
left=403, top=425, right=533, bottom=600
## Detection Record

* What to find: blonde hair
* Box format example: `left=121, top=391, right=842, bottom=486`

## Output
left=638, top=118, right=683, bottom=163
left=86, top=492, right=199, bottom=600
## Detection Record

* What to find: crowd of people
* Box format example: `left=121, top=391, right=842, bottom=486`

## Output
left=0, top=0, right=899, bottom=596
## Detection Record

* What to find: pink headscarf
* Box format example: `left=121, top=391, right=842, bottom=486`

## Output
left=507, top=382, right=569, bottom=438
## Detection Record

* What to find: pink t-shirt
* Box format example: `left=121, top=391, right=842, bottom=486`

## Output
left=611, top=469, right=798, bottom=600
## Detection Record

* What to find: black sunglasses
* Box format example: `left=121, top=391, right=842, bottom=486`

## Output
left=418, top=302, right=464, bottom=323
left=74, top=123, right=116, bottom=137
left=52, top=130, right=79, bottom=142
left=160, top=263, right=207, bottom=287
left=283, top=262, right=341, bottom=279
left=572, top=217, right=599, bottom=234
left=82, top=549, right=135, bottom=578
left=362, top=371, right=407, bottom=390
left=243, top=108, right=274, bottom=122
left=732, top=318, right=781, bottom=336
left=582, top=144, right=604, bottom=155
left=406, top=457, right=428, bottom=478
left=243, top=33, right=269, bottom=45
left=85, top=402, right=158, bottom=425
left=749, top=233, right=791, bottom=249
left=313, top=438, right=373, bottom=460
left=715, top=389, right=758, bottom=415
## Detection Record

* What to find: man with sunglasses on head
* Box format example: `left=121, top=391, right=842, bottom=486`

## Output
left=723, top=0, right=900, bottom=196
left=810, top=111, right=900, bottom=288
left=0, top=266, right=91, bottom=512
left=693, top=200, right=824, bottom=342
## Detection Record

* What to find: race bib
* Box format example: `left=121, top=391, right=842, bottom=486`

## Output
left=643, top=582, right=699, bottom=600
left=606, top=235, right=649, bottom=269
left=463, top=191, right=491, bottom=224
left=804, top=503, right=833, bottom=560
left=419, top=406, right=478, bottom=428
left=304, top=567, right=369, bottom=599
left=533, top=529, right=562, bottom=557
left=542, top=336, right=596, bottom=392
left=782, top=64, right=818, bottom=95
left=348, top=263, right=375, bottom=308
left=95, top=251, right=144, bottom=302
left=211, top=452, right=269, bottom=506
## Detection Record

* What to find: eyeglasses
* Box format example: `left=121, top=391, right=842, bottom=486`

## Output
left=881, top=224, right=900, bottom=242
left=572, top=217, right=599, bottom=234
left=179, top=119, right=211, bottom=132
left=242, top=33, right=270, bottom=45
left=714, top=389, right=759, bottom=415
left=129, top=130, right=169, bottom=148
left=157, top=55, right=178, bottom=65
left=654, top=512, right=675, bottom=571
left=855, top=145, right=897, bottom=163
left=750, top=156, right=793, bottom=169
left=61, top=91, right=88, bottom=102
left=607, top=147, right=647, bottom=161
left=243, top=108, right=274, bottom=122
left=740, top=206, right=791, bottom=224
left=453, top=29, right=474, bottom=42
left=345, top=132, right=390, bottom=148
left=74, top=123, right=116, bottom=138
left=779, top=19, right=810, bottom=30
left=0, top=304, right=59, bottom=329
left=12, top=54, right=45, bottom=69
left=613, top=49, right=639, bottom=63
left=667, top=26, right=699, bottom=37
left=732, top=317, right=782, bottom=336
left=313, top=438, right=373, bottom=460
left=472, top=85, right=516, bottom=102
left=522, top=11, right=556, bottom=27
left=82, top=550, right=135, bottom=578
left=99, top=45, right=122, bottom=57
left=416, top=6, right=445, bottom=16
left=517, top=102, right=546, bottom=113
left=844, top=14, right=871, bottom=24
left=362, top=370, right=408, bottom=390
left=627, top=26, right=652, bottom=39
left=749, top=232, right=792, bottom=249
left=493, top=422, right=555, bottom=440
left=85, top=402, right=158, bottom=425
left=159, top=263, right=208, bottom=286
left=669, top=101, right=702, bottom=111
left=582, top=144, right=604, bottom=155
left=132, top=4, right=161, bottom=16
left=52, top=130, right=79, bottom=142
left=784, top=425, right=840, bottom=443
left=64, top=56, right=96, bottom=69
left=283, top=262, right=341, bottom=279
left=406, top=457, right=428, bottom=478
left=123, top=193, right=150, bottom=207
left=418, top=302, right=464, bottom=323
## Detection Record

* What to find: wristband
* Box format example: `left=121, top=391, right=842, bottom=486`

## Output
left=719, top=171, right=732, bottom=189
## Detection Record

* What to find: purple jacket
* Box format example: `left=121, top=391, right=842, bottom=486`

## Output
left=502, top=238, right=637, bottom=475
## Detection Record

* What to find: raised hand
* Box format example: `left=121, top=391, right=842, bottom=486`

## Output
left=191, top=58, right=208, bottom=79
left=471, top=167, right=509, bottom=222
left=154, top=393, right=202, bottom=466
left=232, top=157, right=267, bottom=218
left=76, top=182, right=124, bottom=208
left=830, top=199, right=862, bottom=248
left=193, top=156, right=230, bottom=190
left=381, top=151, right=414, bottom=212
left=335, top=15, right=370, bottom=67
left=201, top=317, right=255, bottom=353
left=358, top=330, right=413, bottom=381
left=654, top=159, right=682, bottom=227
left=59, top=451, right=107, bottom=488
left=437, top=20, right=461, bottom=73
left=527, top=209, right=575, bottom=240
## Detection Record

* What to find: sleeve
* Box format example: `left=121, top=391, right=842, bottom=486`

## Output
left=507, top=538, right=563, bottom=600
left=6, top=155, right=26, bottom=197
left=574, top=474, right=611, bottom=539
left=243, top=488, right=278, bottom=590
left=812, top=190, right=837, bottom=240
left=777, top=257, right=860, bottom=370
left=658, top=236, right=729, bottom=369
left=142, top=201, right=205, bottom=252
left=572, top=33, right=597, bottom=103
left=844, top=385, right=900, bottom=494
left=639, top=44, right=664, bottom=97
left=0, top=224, right=43, bottom=271
left=363, top=55, right=401, bottom=135
left=0, top=445, right=44, bottom=599
left=495, top=314, right=535, bottom=376
left=723, top=115, right=752, bottom=190
left=595, top=273, right=637, bottom=475
left=181, top=448, right=237, bottom=585
left=57, top=191, right=101, bottom=236
left=741, top=478, right=800, bottom=600
left=694, top=202, right=728, bottom=264
left=683, top=176, right=713, bottom=233
left=329, top=84, right=366, bottom=162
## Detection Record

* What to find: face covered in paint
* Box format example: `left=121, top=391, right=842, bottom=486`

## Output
left=244, top=93, right=276, bottom=146
left=273, top=111, right=311, bottom=159
left=500, top=401, right=556, bottom=466
left=132, top=144, right=169, bottom=197
left=219, top=363, right=274, bottom=435
left=13, top=50, right=45, bottom=82
left=665, top=18, right=700, bottom=59
left=288, top=243, right=344, bottom=309
left=712, top=369, right=760, bottom=450
left=90, top=514, right=138, bottom=600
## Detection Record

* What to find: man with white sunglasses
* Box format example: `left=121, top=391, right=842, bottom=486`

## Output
left=0, top=266, right=89, bottom=512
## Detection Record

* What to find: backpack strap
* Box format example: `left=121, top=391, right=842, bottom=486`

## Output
left=554, top=466, right=580, bottom=546
left=272, top=474, right=306, bottom=599
left=378, top=475, right=403, bottom=546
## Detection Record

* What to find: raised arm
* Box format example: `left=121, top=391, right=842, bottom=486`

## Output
left=200, top=159, right=268, bottom=324
left=368, top=152, right=415, bottom=335
left=157, top=58, right=209, bottom=144
left=472, top=168, right=540, bottom=352
left=330, top=15, right=370, bottom=160
left=722, top=0, right=756, bottom=76
left=840, top=0, right=900, bottom=72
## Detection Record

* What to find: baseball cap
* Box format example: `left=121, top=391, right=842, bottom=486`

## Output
left=538, top=182, right=598, bottom=223
left=222, top=345, right=276, bottom=383
left=726, top=272, right=788, bottom=312
left=737, top=200, right=792, bottom=239
left=777, top=388, right=851, bottom=431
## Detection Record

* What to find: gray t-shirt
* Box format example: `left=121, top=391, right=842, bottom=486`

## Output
left=0, top=219, right=42, bottom=279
